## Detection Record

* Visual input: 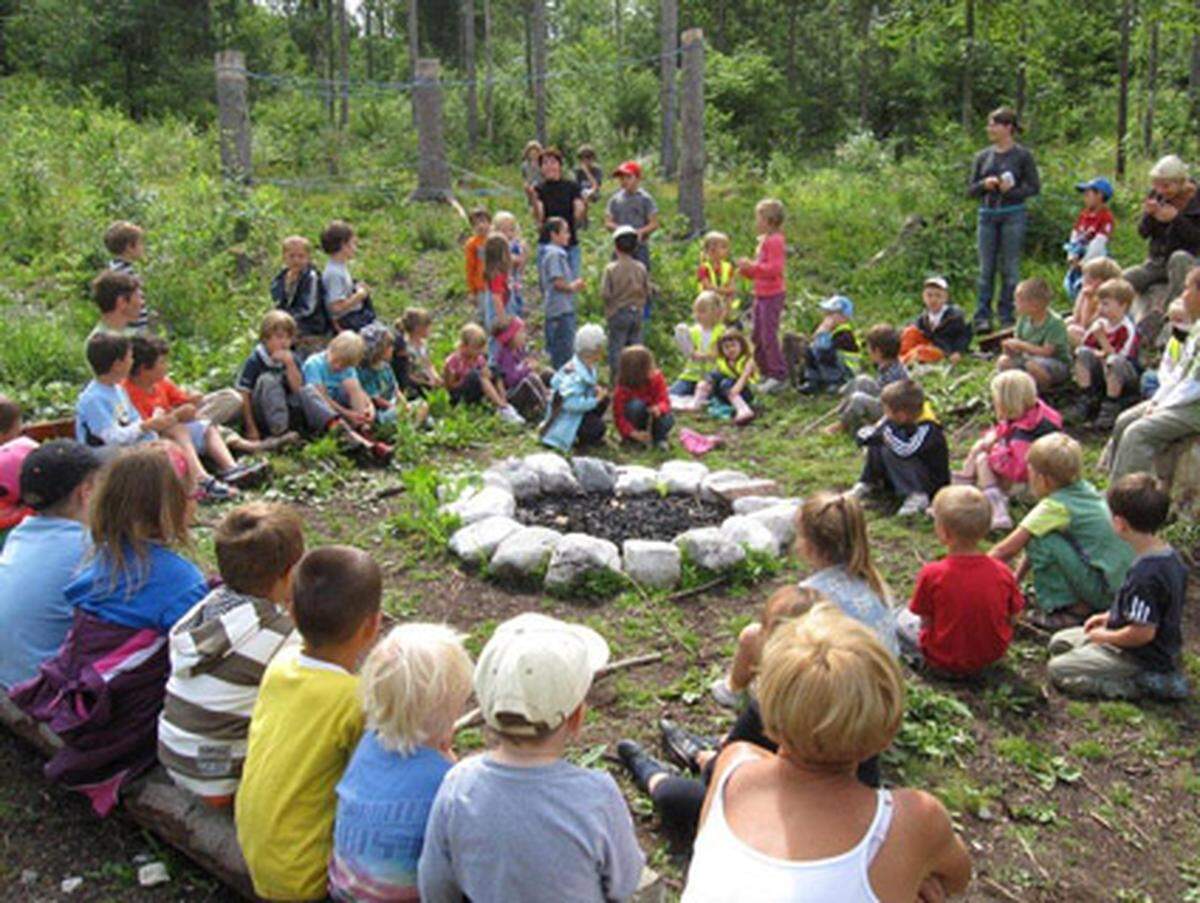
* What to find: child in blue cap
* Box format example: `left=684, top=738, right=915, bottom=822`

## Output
left=795, top=295, right=858, bottom=394
left=1064, top=177, right=1115, bottom=301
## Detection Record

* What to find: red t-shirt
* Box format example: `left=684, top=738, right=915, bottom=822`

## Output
left=908, top=554, right=1024, bottom=674
left=1072, top=207, right=1115, bottom=242
left=488, top=271, right=509, bottom=319
left=123, top=377, right=192, bottom=420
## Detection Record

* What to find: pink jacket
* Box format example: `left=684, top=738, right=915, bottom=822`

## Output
left=986, top=399, right=1063, bottom=485
left=740, top=232, right=786, bottom=297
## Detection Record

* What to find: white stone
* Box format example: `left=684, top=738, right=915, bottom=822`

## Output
left=137, top=863, right=170, bottom=888
left=699, top=469, right=750, bottom=503
left=732, top=495, right=787, bottom=515
left=489, top=527, right=564, bottom=581
left=615, top=465, right=661, bottom=496
left=675, top=527, right=746, bottom=572
left=657, top=460, right=709, bottom=495
left=622, top=539, right=682, bottom=589
left=524, top=452, right=582, bottom=495
left=483, top=457, right=542, bottom=501
left=448, top=516, right=522, bottom=563
left=572, top=457, right=617, bottom=494
left=748, top=501, right=801, bottom=550
left=721, top=515, right=782, bottom=556
left=61, top=878, right=83, bottom=894
left=545, top=532, right=622, bottom=592
left=441, top=484, right=516, bottom=526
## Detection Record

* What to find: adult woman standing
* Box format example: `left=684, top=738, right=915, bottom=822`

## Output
left=968, top=107, right=1041, bottom=333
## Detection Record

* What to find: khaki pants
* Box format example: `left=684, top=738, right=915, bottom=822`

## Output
left=1047, top=627, right=1141, bottom=698
left=1108, top=399, right=1200, bottom=478
left=1124, top=250, right=1196, bottom=312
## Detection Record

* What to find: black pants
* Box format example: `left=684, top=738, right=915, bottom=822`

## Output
left=448, top=369, right=484, bottom=406
left=576, top=398, right=609, bottom=447
left=622, top=399, right=675, bottom=442
left=861, top=444, right=938, bottom=498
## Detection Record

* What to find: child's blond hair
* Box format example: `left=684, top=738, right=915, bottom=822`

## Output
left=1097, top=277, right=1135, bottom=310
left=281, top=235, right=311, bottom=255
left=931, top=486, right=992, bottom=546
left=758, top=603, right=904, bottom=765
left=1026, top=433, right=1083, bottom=489
left=1081, top=257, right=1122, bottom=283
left=693, top=290, right=723, bottom=319
left=328, top=330, right=366, bottom=368
left=755, top=198, right=785, bottom=230
left=361, top=624, right=474, bottom=755
left=1015, top=277, right=1053, bottom=307
left=702, top=231, right=730, bottom=254
left=990, top=369, right=1038, bottom=421
left=796, top=492, right=889, bottom=602
left=260, top=310, right=298, bottom=341
left=492, top=211, right=518, bottom=233
left=459, top=322, right=487, bottom=349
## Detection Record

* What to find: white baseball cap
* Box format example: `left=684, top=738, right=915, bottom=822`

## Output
left=474, top=613, right=610, bottom=736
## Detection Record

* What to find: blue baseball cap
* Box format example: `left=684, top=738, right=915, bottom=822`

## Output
left=1075, top=177, right=1113, bottom=202
left=818, top=295, right=854, bottom=318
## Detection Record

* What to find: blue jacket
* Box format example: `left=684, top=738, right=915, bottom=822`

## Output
left=540, top=355, right=601, bottom=452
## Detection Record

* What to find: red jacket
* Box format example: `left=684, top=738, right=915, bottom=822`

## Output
left=613, top=370, right=670, bottom=438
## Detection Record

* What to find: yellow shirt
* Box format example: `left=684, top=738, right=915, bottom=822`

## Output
left=235, top=649, right=363, bottom=901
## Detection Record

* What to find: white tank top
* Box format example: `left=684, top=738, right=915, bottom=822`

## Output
left=680, top=753, right=895, bottom=903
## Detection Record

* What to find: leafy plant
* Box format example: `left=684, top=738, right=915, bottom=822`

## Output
left=994, top=736, right=1082, bottom=791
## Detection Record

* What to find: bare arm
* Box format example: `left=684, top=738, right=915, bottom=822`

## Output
left=238, top=389, right=260, bottom=440
left=1087, top=623, right=1156, bottom=649
left=989, top=526, right=1031, bottom=562
left=640, top=211, right=660, bottom=240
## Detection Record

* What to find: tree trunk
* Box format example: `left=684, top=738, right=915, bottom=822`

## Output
left=1144, top=18, right=1158, bottom=156
left=1116, top=0, right=1131, bottom=177
left=856, top=0, right=871, bottom=127
left=614, top=0, right=622, bottom=53
left=660, top=0, right=678, bottom=177
left=715, top=0, right=726, bottom=53
left=365, top=0, right=374, bottom=80
left=407, top=0, right=419, bottom=80
left=1191, top=1, right=1200, bottom=138
left=463, top=0, right=478, bottom=154
left=1015, top=16, right=1027, bottom=124
left=484, top=0, right=494, bottom=142
left=324, top=0, right=336, bottom=124
left=338, top=0, right=349, bottom=130
left=531, top=0, right=547, bottom=143
left=524, top=2, right=534, bottom=101
left=961, top=0, right=974, bottom=129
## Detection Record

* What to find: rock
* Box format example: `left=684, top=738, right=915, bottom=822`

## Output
left=748, top=501, right=800, bottom=551
left=657, top=460, right=709, bottom=495
left=712, top=478, right=780, bottom=504
left=731, top=495, right=787, bottom=515
left=524, top=452, right=582, bottom=495
left=137, top=862, right=170, bottom=888
left=483, top=457, right=542, bottom=501
left=675, top=527, right=746, bottom=572
left=721, top=515, right=782, bottom=556
left=19, top=870, right=37, bottom=885
left=699, top=469, right=749, bottom=503
left=615, top=465, right=662, bottom=496
left=488, top=527, right=564, bottom=581
left=572, top=457, right=618, bottom=494
left=448, top=516, right=522, bottom=563
left=545, top=532, right=622, bottom=592
left=622, top=539, right=682, bottom=589
left=441, top=484, right=516, bottom=526
left=632, top=866, right=667, bottom=903
left=61, top=877, right=83, bottom=894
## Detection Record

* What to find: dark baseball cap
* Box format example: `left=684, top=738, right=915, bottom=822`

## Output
left=20, top=440, right=100, bottom=511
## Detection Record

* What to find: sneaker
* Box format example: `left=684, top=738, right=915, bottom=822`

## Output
left=199, top=477, right=238, bottom=503
left=220, top=459, right=272, bottom=489
left=1026, top=607, right=1084, bottom=631
left=897, top=492, right=931, bottom=517
left=498, top=404, right=526, bottom=426
left=659, top=719, right=717, bottom=774
left=654, top=439, right=670, bottom=452
left=615, top=740, right=671, bottom=795
left=709, top=677, right=747, bottom=710
left=846, top=481, right=871, bottom=501
left=759, top=377, right=785, bottom=395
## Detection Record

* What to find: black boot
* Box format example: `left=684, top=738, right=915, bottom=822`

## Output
left=616, top=740, right=672, bottom=794
left=659, top=719, right=717, bottom=774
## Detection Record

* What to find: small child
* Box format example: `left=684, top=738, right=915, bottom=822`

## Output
left=158, top=503, right=304, bottom=805
left=613, top=345, right=674, bottom=450
left=1047, top=473, right=1189, bottom=700
left=538, top=217, right=586, bottom=370
left=605, top=159, right=659, bottom=278
left=671, top=290, right=727, bottom=403
left=321, top=219, right=377, bottom=332
left=464, top=208, right=491, bottom=321
left=705, top=330, right=758, bottom=426
left=1141, top=297, right=1191, bottom=398
left=492, top=317, right=550, bottom=422
left=896, top=486, right=1025, bottom=676
left=827, top=324, right=908, bottom=435
left=541, top=323, right=609, bottom=452
left=393, top=308, right=442, bottom=398
left=899, top=276, right=972, bottom=365
left=359, top=323, right=426, bottom=427
left=492, top=211, right=528, bottom=318
left=271, top=235, right=331, bottom=346
left=601, top=225, right=651, bottom=375
left=303, top=330, right=376, bottom=428
left=998, top=278, right=1071, bottom=392
left=957, top=370, right=1062, bottom=531
left=737, top=199, right=788, bottom=393
left=1069, top=277, right=1140, bottom=429
left=442, top=323, right=524, bottom=425
left=1063, top=177, right=1116, bottom=301
left=329, top=624, right=474, bottom=900
left=0, top=396, right=36, bottom=536
left=482, top=232, right=512, bottom=343
left=519, top=140, right=544, bottom=191
left=990, top=433, right=1134, bottom=629
left=793, top=295, right=858, bottom=394
left=1066, top=257, right=1124, bottom=348
left=104, top=220, right=151, bottom=331
left=851, top=380, right=950, bottom=518
left=417, top=613, right=646, bottom=902
left=697, top=231, right=739, bottom=324
left=11, top=446, right=208, bottom=815
left=88, top=270, right=145, bottom=342
left=575, top=144, right=603, bottom=222
left=236, top=545, right=383, bottom=902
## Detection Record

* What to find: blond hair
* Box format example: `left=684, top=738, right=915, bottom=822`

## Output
left=281, top=235, right=311, bottom=255
left=797, top=492, right=889, bottom=602
left=260, top=310, right=297, bottom=341
left=492, top=211, right=518, bottom=232
left=1081, top=257, right=1122, bottom=283
left=702, top=231, right=730, bottom=254
left=459, top=322, right=487, bottom=349
left=758, top=603, right=904, bottom=766
left=328, top=330, right=366, bottom=368
left=1097, top=277, right=1135, bottom=309
left=693, top=290, right=723, bottom=318
left=931, top=485, right=992, bottom=545
left=990, top=369, right=1038, bottom=421
left=361, top=623, right=474, bottom=755
left=1026, top=433, right=1083, bottom=488
left=755, top=198, right=785, bottom=230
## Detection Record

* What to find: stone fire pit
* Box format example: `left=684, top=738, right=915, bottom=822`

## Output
left=440, top=454, right=800, bottom=595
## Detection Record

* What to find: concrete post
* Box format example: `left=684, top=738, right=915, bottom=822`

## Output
left=214, top=50, right=252, bottom=183
left=659, top=0, right=678, bottom=177
left=678, top=28, right=705, bottom=235
left=411, top=58, right=452, bottom=201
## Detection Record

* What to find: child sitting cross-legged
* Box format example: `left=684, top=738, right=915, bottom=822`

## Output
left=329, top=624, right=474, bottom=901
left=158, top=503, right=303, bottom=806
left=540, top=323, right=610, bottom=452
left=899, top=276, right=973, bottom=365
left=272, top=235, right=332, bottom=349
left=11, top=446, right=208, bottom=816
left=850, top=379, right=950, bottom=518
left=393, top=308, right=442, bottom=398
left=671, top=290, right=727, bottom=408
left=417, top=613, right=646, bottom=902
left=956, top=370, right=1062, bottom=531
left=826, top=323, right=908, bottom=435
left=236, top=545, right=383, bottom=902
left=897, top=486, right=1025, bottom=677
left=1067, top=277, right=1141, bottom=430
left=492, top=316, right=550, bottom=422
left=358, top=323, right=429, bottom=427
left=990, top=433, right=1134, bottom=630
left=997, top=277, right=1072, bottom=392
left=1047, top=473, right=1190, bottom=700
left=613, top=345, right=674, bottom=451
left=442, top=322, right=525, bottom=425
left=303, top=330, right=374, bottom=428
left=705, top=330, right=758, bottom=426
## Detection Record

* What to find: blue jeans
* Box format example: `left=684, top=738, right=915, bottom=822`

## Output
left=567, top=243, right=582, bottom=279
left=624, top=398, right=674, bottom=442
left=545, top=312, right=577, bottom=370
left=670, top=378, right=697, bottom=396
left=975, top=207, right=1027, bottom=327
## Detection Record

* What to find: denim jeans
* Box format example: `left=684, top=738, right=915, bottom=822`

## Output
left=975, top=207, right=1027, bottom=327
left=623, top=398, right=674, bottom=442
left=545, top=312, right=577, bottom=370
left=567, top=243, right=582, bottom=279
left=607, top=306, right=643, bottom=375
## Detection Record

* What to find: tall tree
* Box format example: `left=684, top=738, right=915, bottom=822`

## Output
left=1191, top=0, right=1200, bottom=138
left=531, top=0, right=547, bottom=143
left=660, top=0, right=678, bottom=177
left=962, top=0, right=975, bottom=129
left=338, top=0, right=349, bottom=130
left=408, top=0, right=419, bottom=79
left=1144, top=18, right=1158, bottom=155
left=463, top=0, right=478, bottom=154
left=1116, top=0, right=1131, bottom=177
left=484, top=0, right=494, bottom=142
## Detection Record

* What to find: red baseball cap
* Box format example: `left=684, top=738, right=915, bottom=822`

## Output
left=612, top=160, right=642, bottom=179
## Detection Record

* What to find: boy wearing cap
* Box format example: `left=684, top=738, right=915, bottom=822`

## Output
left=601, top=226, right=652, bottom=375
left=792, top=295, right=858, bottom=394
left=1064, top=177, right=1116, bottom=301
left=606, top=161, right=659, bottom=318
left=0, top=440, right=99, bottom=689
left=418, top=613, right=645, bottom=903
left=900, top=276, right=973, bottom=365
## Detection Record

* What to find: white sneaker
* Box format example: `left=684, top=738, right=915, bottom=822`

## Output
left=897, top=493, right=931, bottom=517
left=759, top=377, right=785, bottom=395
left=499, top=405, right=525, bottom=426
left=847, top=481, right=871, bottom=501
left=710, top=677, right=747, bottom=710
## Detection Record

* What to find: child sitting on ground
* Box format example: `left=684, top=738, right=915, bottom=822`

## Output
left=1141, top=297, right=1191, bottom=398
left=851, top=380, right=950, bottom=518
left=1047, top=473, right=1189, bottom=700
left=492, top=317, right=550, bottom=422
left=159, top=503, right=303, bottom=805
left=540, top=323, right=610, bottom=452
left=539, top=217, right=587, bottom=369
left=492, top=211, right=528, bottom=318
left=88, top=270, right=145, bottom=342
left=11, top=447, right=207, bottom=816
left=443, top=323, right=524, bottom=425
left=737, top=198, right=788, bottom=393
left=417, top=613, right=646, bottom=902
left=236, top=545, right=382, bottom=902
left=671, top=291, right=727, bottom=405
left=271, top=235, right=331, bottom=348
left=105, top=220, right=151, bottom=331
left=359, top=323, right=427, bottom=427
left=957, top=370, right=1062, bottom=531
left=897, top=486, right=1024, bottom=676
left=330, top=624, right=474, bottom=900
left=321, top=220, right=377, bottom=332
left=464, top=208, right=491, bottom=321
left=0, top=396, right=36, bottom=537
left=791, top=295, right=859, bottom=394
left=602, top=226, right=651, bottom=376
left=998, top=278, right=1072, bottom=392
left=900, top=276, right=972, bottom=365
left=991, top=433, right=1134, bottom=629
left=394, top=308, right=442, bottom=398
left=705, top=330, right=758, bottom=426
left=1068, top=277, right=1140, bottom=429
left=827, top=323, right=908, bottom=435
left=613, top=345, right=674, bottom=450
left=697, top=231, right=739, bottom=325
left=303, top=330, right=376, bottom=429
left=1063, top=177, right=1116, bottom=301
left=1066, top=257, right=1124, bottom=348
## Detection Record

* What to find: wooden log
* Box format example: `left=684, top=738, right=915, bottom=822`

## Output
left=21, top=418, right=75, bottom=442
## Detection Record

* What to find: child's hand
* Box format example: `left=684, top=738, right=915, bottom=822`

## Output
left=270, top=347, right=293, bottom=364
left=630, top=429, right=651, bottom=444
left=984, top=176, right=1001, bottom=191
left=570, top=278, right=586, bottom=292
left=594, top=386, right=608, bottom=403
left=1082, top=612, right=1109, bottom=634
left=173, top=403, right=198, bottom=422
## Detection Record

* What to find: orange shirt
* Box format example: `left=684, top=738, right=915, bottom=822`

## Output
left=464, top=235, right=487, bottom=293
left=123, top=377, right=192, bottom=419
